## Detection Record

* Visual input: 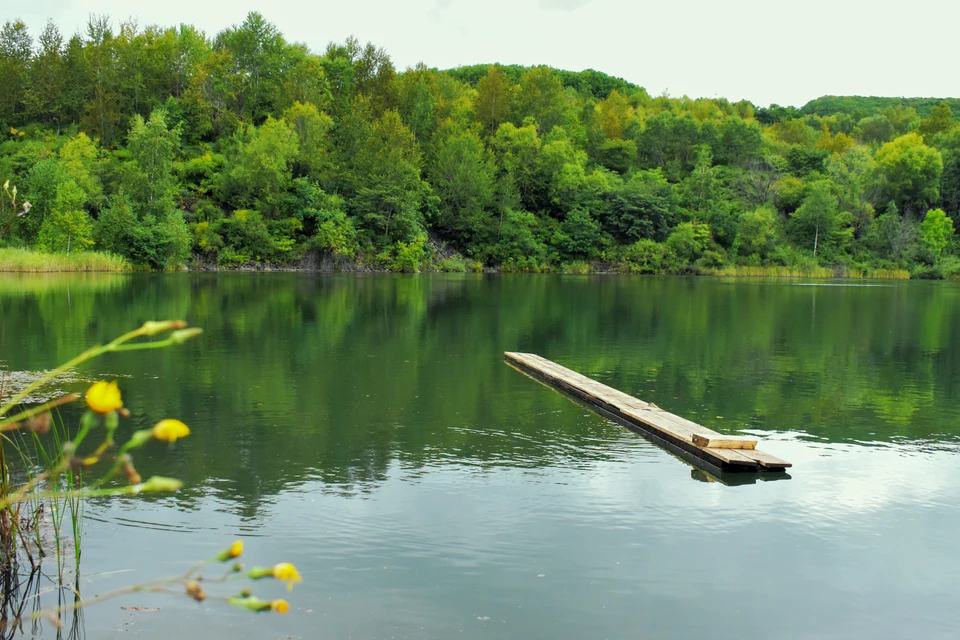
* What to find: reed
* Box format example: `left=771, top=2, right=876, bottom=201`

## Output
left=706, top=265, right=835, bottom=278
left=0, top=248, right=130, bottom=272
left=0, top=321, right=303, bottom=628
left=869, top=268, right=911, bottom=280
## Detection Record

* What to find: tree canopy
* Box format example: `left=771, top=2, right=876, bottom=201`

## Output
left=0, top=13, right=957, bottom=276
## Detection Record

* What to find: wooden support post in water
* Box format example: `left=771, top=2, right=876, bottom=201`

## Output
left=504, top=352, right=792, bottom=473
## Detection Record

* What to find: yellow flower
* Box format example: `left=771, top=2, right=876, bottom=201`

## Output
left=86, top=381, right=123, bottom=414
left=271, top=563, right=302, bottom=590
left=152, top=419, right=190, bottom=442
left=214, top=539, right=244, bottom=562
left=270, top=599, right=290, bottom=614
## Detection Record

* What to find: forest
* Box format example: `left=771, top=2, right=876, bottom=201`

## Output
left=0, top=12, right=957, bottom=276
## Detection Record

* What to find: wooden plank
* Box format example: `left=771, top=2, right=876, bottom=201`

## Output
left=504, top=352, right=791, bottom=473
left=703, top=447, right=760, bottom=467
left=738, top=448, right=792, bottom=469
left=691, top=434, right=758, bottom=450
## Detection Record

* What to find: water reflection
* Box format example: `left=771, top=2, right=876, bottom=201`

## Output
left=2, top=274, right=959, bottom=638
left=2, top=274, right=960, bottom=503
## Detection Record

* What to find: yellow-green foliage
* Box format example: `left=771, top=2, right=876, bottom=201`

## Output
left=706, top=265, right=911, bottom=279
left=0, top=248, right=130, bottom=272
left=707, top=265, right=835, bottom=278
left=869, top=268, right=911, bottom=280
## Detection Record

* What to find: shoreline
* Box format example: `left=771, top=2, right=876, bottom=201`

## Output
left=1, top=249, right=949, bottom=280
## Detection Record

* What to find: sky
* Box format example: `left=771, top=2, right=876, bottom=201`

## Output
left=12, top=0, right=960, bottom=108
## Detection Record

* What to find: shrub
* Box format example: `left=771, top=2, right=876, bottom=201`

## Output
left=561, top=260, right=591, bottom=274
left=621, top=239, right=677, bottom=274
left=437, top=255, right=468, bottom=272
left=392, top=236, right=427, bottom=272
left=666, top=221, right=712, bottom=263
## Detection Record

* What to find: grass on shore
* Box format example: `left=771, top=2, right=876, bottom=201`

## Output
left=0, top=248, right=130, bottom=272
left=706, top=265, right=911, bottom=279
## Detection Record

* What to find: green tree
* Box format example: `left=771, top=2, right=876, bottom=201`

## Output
left=312, top=195, right=359, bottom=262
left=876, top=133, right=943, bottom=216
left=552, top=207, right=602, bottom=260
left=596, top=90, right=633, bottom=140
left=513, top=66, right=569, bottom=135
left=37, top=181, right=93, bottom=253
left=735, top=206, right=778, bottom=258
left=603, top=170, right=679, bottom=243
left=23, top=159, right=67, bottom=242
left=428, top=128, right=496, bottom=250
left=81, top=15, right=124, bottom=145
left=680, top=146, right=717, bottom=215
left=474, top=65, right=516, bottom=136
left=126, top=107, right=181, bottom=221
left=283, top=102, right=334, bottom=183
left=221, top=117, right=299, bottom=212
left=917, top=102, right=953, bottom=139
left=870, top=202, right=917, bottom=262
left=0, top=20, right=33, bottom=124
left=123, top=107, right=191, bottom=268
left=214, top=12, right=290, bottom=122
left=716, top=117, right=763, bottom=166
left=94, top=191, right=137, bottom=253
left=60, top=132, right=103, bottom=207
left=855, top=115, right=894, bottom=145
left=918, top=208, right=955, bottom=262
left=788, top=181, right=852, bottom=256
left=825, top=146, right=879, bottom=237
left=23, top=20, right=65, bottom=126
left=351, top=109, right=429, bottom=245
left=666, top=221, right=712, bottom=263
left=492, top=122, right=544, bottom=213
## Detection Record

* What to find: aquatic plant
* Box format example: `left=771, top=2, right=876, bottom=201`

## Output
left=0, top=320, right=301, bottom=628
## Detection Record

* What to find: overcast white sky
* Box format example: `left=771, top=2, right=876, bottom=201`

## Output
left=12, top=0, right=960, bottom=107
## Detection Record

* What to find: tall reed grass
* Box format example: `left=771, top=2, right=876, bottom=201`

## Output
left=0, top=248, right=130, bottom=272
left=706, top=265, right=912, bottom=279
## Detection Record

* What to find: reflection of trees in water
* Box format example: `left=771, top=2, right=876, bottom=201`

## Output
left=2, top=275, right=959, bottom=509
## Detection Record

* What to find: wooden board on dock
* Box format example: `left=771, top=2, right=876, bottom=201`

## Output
left=504, top=352, right=791, bottom=473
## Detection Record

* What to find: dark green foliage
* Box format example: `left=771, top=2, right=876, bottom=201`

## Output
left=602, top=171, right=679, bottom=243
left=0, top=14, right=955, bottom=274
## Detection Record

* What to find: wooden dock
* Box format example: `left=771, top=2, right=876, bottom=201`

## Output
left=504, top=352, right=791, bottom=473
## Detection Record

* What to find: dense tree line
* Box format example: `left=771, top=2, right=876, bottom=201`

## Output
left=0, top=13, right=957, bottom=274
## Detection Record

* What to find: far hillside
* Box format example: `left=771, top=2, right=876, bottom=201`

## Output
left=802, top=96, right=960, bottom=120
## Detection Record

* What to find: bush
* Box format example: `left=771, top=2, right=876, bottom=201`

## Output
left=36, top=181, right=93, bottom=253
left=561, top=260, right=591, bottom=274
left=214, top=210, right=276, bottom=264
left=941, top=255, right=960, bottom=279
left=912, top=264, right=944, bottom=279
left=666, top=221, right=712, bottom=263
left=437, top=255, right=468, bottom=272
left=620, top=239, right=677, bottom=274
left=734, top=206, right=778, bottom=258
left=95, top=193, right=137, bottom=254
left=392, top=236, right=427, bottom=272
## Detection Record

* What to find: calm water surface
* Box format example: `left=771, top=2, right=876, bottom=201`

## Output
left=1, top=273, right=959, bottom=639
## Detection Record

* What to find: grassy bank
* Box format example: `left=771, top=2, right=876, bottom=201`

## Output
left=0, top=248, right=130, bottom=272
left=704, top=265, right=912, bottom=279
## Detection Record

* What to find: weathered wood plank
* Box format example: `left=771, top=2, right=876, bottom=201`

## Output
left=691, top=434, right=758, bottom=450
left=738, top=448, right=792, bottom=469
left=504, top=352, right=792, bottom=472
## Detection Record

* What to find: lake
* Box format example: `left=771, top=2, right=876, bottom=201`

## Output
left=1, top=273, right=959, bottom=639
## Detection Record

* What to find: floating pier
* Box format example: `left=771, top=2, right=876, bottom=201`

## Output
left=505, top=352, right=791, bottom=473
